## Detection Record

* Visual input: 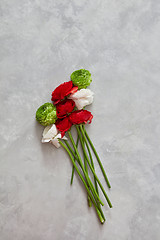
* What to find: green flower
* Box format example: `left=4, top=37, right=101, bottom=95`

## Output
left=36, top=103, right=57, bottom=126
left=70, top=69, right=92, bottom=89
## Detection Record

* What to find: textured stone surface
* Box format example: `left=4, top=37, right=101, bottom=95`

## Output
left=0, top=0, right=160, bottom=239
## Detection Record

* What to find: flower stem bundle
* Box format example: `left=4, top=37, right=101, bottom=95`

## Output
left=35, top=69, right=112, bottom=224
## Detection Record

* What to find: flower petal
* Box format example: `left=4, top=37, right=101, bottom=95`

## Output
left=41, top=138, right=51, bottom=143
left=51, top=81, right=78, bottom=104
left=51, top=133, right=68, bottom=148
left=42, top=124, right=58, bottom=139
left=55, top=117, right=72, bottom=137
left=69, top=89, right=94, bottom=109
left=51, top=138, right=60, bottom=148
left=69, top=110, right=93, bottom=125
left=74, top=95, right=93, bottom=110
left=69, top=89, right=94, bottom=100
left=41, top=121, right=69, bottom=147
left=62, top=135, right=68, bottom=140
left=56, top=99, right=75, bottom=118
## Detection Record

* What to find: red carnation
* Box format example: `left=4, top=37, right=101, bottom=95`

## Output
left=51, top=81, right=78, bottom=104
left=56, top=99, right=75, bottom=119
left=55, top=117, right=72, bottom=137
left=69, top=110, right=93, bottom=125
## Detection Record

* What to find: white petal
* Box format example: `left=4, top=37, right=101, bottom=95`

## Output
left=74, top=95, right=94, bottom=110
left=42, top=124, right=58, bottom=139
left=41, top=138, right=51, bottom=143
left=42, top=125, right=68, bottom=148
left=62, top=136, right=68, bottom=140
left=42, top=125, right=52, bottom=138
left=51, top=139, right=60, bottom=148
left=50, top=133, right=68, bottom=148
left=54, top=133, right=68, bottom=140
left=69, top=89, right=94, bottom=109
left=73, top=99, right=84, bottom=110
left=69, top=89, right=94, bottom=100
left=54, top=133, right=62, bottom=139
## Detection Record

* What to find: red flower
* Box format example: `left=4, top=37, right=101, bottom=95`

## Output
left=55, top=117, right=72, bottom=137
left=69, top=110, right=93, bottom=125
left=56, top=99, right=75, bottom=119
left=51, top=81, right=78, bottom=104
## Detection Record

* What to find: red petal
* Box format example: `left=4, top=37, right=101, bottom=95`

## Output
left=70, top=86, right=78, bottom=94
left=56, top=99, right=75, bottom=119
left=69, top=110, right=93, bottom=125
left=51, top=81, right=78, bottom=104
left=55, top=117, right=72, bottom=135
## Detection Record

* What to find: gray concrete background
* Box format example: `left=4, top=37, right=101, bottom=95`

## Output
left=0, top=0, right=160, bottom=239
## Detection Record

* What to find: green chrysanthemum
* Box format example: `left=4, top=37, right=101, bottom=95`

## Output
left=70, top=69, right=92, bottom=90
left=36, top=103, right=57, bottom=126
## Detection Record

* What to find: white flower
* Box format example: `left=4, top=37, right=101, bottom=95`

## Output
left=42, top=124, right=67, bottom=148
left=69, top=89, right=94, bottom=110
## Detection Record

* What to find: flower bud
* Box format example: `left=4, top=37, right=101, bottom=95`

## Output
left=36, top=103, right=57, bottom=126
left=70, top=69, right=92, bottom=89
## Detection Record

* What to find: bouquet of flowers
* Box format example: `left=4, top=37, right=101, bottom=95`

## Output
left=36, top=69, right=112, bottom=223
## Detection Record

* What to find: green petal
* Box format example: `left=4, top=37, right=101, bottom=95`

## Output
left=71, top=69, right=92, bottom=89
left=36, top=103, right=57, bottom=126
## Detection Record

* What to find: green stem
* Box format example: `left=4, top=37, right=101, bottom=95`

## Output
left=96, top=209, right=105, bottom=224
left=78, top=125, right=112, bottom=208
left=64, top=140, right=80, bottom=164
left=83, top=125, right=111, bottom=189
left=84, top=130, right=99, bottom=193
left=68, top=130, right=104, bottom=206
left=81, top=131, right=92, bottom=207
left=66, top=132, right=92, bottom=207
left=70, top=135, right=80, bottom=185
left=65, top=137, right=103, bottom=215
left=81, top=127, right=105, bottom=220
left=59, top=140, right=105, bottom=224
left=82, top=137, right=88, bottom=174
left=65, top=139, right=102, bottom=206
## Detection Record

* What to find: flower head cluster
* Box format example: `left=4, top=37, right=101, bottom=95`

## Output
left=36, top=69, right=94, bottom=147
left=36, top=103, right=57, bottom=126
left=70, top=69, right=92, bottom=89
